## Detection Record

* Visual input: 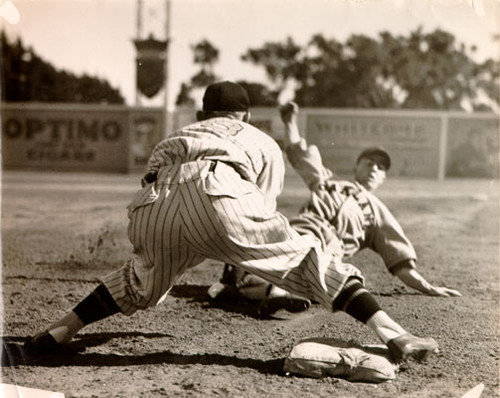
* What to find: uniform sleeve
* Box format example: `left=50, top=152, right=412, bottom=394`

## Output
left=146, top=139, right=172, bottom=174
left=285, top=139, right=333, bottom=191
left=368, top=197, right=417, bottom=272
left=137, top=140, right=171, bottom=186
left=256, top=140, right=285, bottom=214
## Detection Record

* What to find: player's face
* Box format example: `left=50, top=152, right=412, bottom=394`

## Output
left=354, top=155, right=387, bottom=192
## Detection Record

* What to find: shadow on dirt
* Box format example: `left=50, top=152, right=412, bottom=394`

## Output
left=1, top=335, right=285, bottom=375
left=4, top=274, right=100, bottom=283
left=168, top=284, right=418, bottom=318
left=169, top=284, right=270, bottom=319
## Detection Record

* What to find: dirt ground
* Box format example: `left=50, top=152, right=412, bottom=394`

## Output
left=1, top=171, right=499, bottom=398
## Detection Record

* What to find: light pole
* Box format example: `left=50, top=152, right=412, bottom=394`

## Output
left=136, top=0, right=143, bottom=105
left=163, top=0, right=171, bottom=138
left=135, top=0, right=171, bottom=137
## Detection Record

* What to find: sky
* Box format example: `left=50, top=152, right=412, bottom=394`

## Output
left=1, top=0, right=499, bottom=108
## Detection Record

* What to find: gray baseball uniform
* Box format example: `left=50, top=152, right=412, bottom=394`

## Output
left=286, top=139, right=416, bottom=271
left=101, top=117, right=362, bottom=315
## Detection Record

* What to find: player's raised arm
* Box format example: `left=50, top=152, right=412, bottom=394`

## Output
left=278, top=101, right=333, bottom=191
left=279, top=101, right=302, bottom=146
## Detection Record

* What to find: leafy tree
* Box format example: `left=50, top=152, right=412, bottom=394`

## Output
left=241, top=37, right=302, bottom=95
left=175, top=40, right=280, bottom=108
left=241, top=28, right=499, bottom=111
left=235, top=80, right=278, bottom=107
left=293, top=34, right=398, bottom=107
left=192, top=39, right=219, bottom=67
left=175, top=82, right=195, bottom=107
left=379, top=28, right=499, bottom=110
left=176, top=39, right=220, bottom=106
left=475, top=58, right=500, bottom=109
left=190, top=39, right=219, bottom=87
left=1, top=31, right=124, bottom=103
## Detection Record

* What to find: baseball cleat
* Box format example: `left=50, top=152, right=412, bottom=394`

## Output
left=207, top=282, right=240, bottom=301
left=386, top=333, right=439, bottom=363
left=24, top=330, right=61, bottom=355
left=257, top=294, right=311, bottom=317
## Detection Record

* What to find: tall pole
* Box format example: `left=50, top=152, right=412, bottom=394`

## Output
left=136, top=0, right=144, bottom=105
left=136, top=0, right=143, bottom=39
left=163, top=0, right=171, bottom=138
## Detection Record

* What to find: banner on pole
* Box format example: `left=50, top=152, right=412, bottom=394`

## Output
left=134, top=36, right=168, bottom=98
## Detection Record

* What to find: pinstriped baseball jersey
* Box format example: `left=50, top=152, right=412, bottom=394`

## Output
left=146, top=117, right=284, bottom=214
left=286, top=140, right=417, bottom=271
left=101, top=117, right=362, bottom=315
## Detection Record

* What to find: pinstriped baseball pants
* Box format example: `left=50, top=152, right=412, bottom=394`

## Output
left=102, top=161, right=362, bottom=315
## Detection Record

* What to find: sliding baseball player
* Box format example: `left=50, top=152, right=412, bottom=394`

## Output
left=209, top=101, right=461, bottom=315
left=26, top=83, right=438, bottom=364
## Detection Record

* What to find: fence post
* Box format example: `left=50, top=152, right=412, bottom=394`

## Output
left=438, top=113, right=448, bottom=181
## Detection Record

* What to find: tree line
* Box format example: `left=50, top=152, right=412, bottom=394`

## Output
left=178, top=28, right=499, bottom=111
left=2, top=27, right=498, bottom=111
left=1, top=31, right=124, bottom=104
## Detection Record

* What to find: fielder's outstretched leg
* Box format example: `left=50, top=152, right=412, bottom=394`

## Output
left=333, top=278, right=439, bottom=363
left=25, top=284, right=121, bottom=354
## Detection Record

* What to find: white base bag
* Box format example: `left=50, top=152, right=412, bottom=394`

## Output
left=283, top=338, right=398, bottom=383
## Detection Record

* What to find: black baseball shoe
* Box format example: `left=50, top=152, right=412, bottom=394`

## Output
left=24, top=331, right=62, bottom=355
left=206, top=282, right=241, bottom=302
left=257, top=287, right=311, bottom=317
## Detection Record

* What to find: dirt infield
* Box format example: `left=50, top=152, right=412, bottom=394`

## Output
left=1, top=171, right=499, bottom=398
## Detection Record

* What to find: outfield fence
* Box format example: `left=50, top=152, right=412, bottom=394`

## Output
left=2, top=103, right=498, bottom=179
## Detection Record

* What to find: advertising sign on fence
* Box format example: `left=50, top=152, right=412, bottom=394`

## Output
left=2, top=104, right=498, bottom=179
left=445, top=116, right=499, bottom=178
left=306, top=112, right=442, bottom=177
left=1, top=104, right=164, bottom=173
left=2, top=104, right=130, bottom=172
left=128, top=109, right=164, bottom=171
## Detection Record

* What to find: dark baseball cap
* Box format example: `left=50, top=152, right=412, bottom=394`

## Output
left=202, top=81, right=250, bottom=112
left=356, top=147, right=391, bottom=170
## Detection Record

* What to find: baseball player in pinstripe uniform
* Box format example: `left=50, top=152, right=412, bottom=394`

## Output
left=26, top=82, right=439, bottom=363
left=210, top=101, right=461, bottom=314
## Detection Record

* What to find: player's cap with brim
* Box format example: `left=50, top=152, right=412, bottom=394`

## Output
left=202, top=81, right=250, bottom=112
left=357, top=147, right=391, bottom=170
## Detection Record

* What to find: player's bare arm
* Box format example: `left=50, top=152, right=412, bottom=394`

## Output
left=393, top=262, right=462, bottom=297
left=279, top=101, right=301, bottom=146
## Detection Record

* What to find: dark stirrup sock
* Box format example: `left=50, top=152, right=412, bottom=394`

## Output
left=73, top=283, right=121, bottom=326
left=332, top=278, right=382, bottom=324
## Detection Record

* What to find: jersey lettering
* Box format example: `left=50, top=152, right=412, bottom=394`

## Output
left=198, top=119, right=244, bottom=137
